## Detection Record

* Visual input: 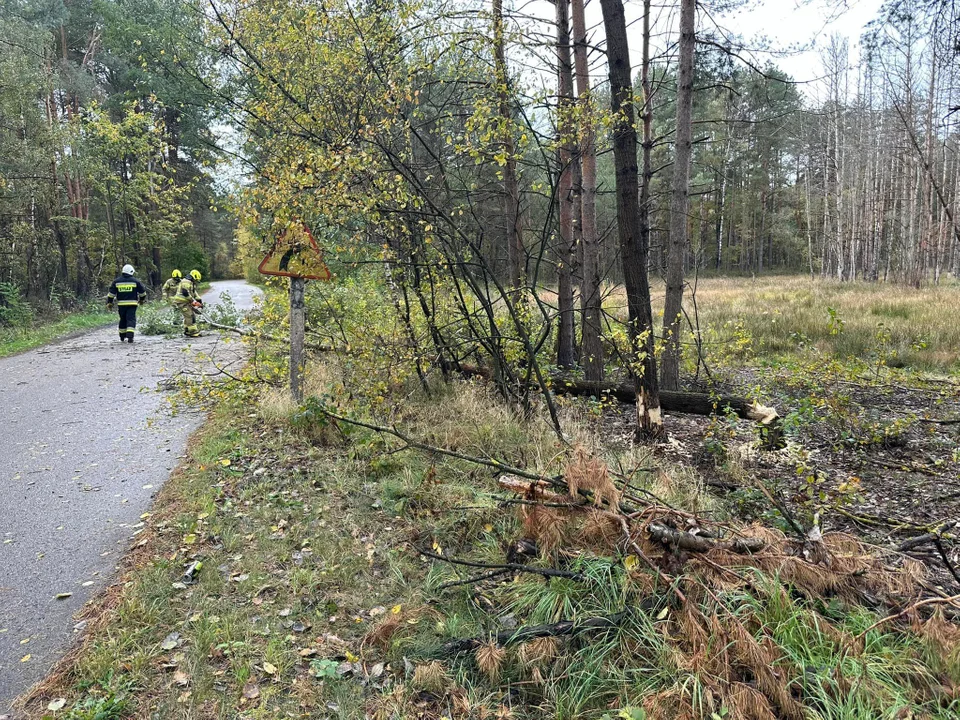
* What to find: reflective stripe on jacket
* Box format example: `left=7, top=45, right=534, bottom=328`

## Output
left=106, top=274, right=147, bottom=307
left=172, top=278, right=199, bottom=304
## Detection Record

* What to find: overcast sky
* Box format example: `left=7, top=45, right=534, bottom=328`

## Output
left=713, top=0, right=886, bottom=85
left=553, top=0, right=890, bottom=99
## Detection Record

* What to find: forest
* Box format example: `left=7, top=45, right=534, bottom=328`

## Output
left=0, top=0, right=233, bottom=316
left=2, top=0, right=959, bottom=317
left=4, top=0, right=960, bottom=719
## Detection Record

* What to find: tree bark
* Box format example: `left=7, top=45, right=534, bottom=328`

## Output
left=600, top=0, right=663, bottom=439
left=572, top=0, right=603, bottom=381
left=639, top=0, right=653, bottom=297
left=555, top=0, right=576, bottom=368
left=647, top=522, right=765, bottom=554
left=150, top=245, right=162, bottom=289
left=661, top=0, right=695, bottom=391
left=492, top=0, right=524, bottom=292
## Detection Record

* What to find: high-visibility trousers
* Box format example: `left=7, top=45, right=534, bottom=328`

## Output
left=176, top=302, right=199, bottom=336
left=117, top=305, right=138, bottom=339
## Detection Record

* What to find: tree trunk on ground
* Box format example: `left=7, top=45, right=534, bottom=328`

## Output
left=549, top=376, right=783, bottom=447
left=661, top=0, right=695, bottom=391
left=572, top=0, right=603, bottom=382
left=555, top=0, right=576, bottom=368
left=599, top=0, right=663, bottom=439
left=492, top=0, right=524, bottom=292
left=457, top=363, right=782, bottom=447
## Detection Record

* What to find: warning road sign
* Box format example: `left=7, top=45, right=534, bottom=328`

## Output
left=258, top=222, right=332, bottom=281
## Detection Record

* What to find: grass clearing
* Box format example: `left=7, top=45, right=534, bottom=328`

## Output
left=655, top=275, right=960, bottom=375
left=0, top=307, right=113, bottom=357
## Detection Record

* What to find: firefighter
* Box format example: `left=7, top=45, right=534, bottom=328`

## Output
left=161, top=269, right=183, bottom=302
left=172, top=269, right=204, bottom=337
left=106, top=264, right=147, bottom=343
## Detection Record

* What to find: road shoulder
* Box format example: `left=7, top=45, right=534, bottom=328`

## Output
left=0, top=310, right=113, bottom=359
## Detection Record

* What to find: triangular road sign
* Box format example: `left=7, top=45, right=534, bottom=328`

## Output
left=258, top=222, right=332, bottom=281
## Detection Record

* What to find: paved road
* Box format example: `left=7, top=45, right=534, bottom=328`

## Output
left=0, top=280, right=261, bottom=712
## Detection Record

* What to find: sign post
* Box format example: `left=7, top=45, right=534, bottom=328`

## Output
left=289, top=277, right=306, bottom=401
left=258, top=222, right=332, bottom=401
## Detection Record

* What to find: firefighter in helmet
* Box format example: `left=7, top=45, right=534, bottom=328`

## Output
left=106, top=264, right=147, bottom=343
left=172, top=269, right=203, bottom=337
left=162, top=269, right=183, bottom=302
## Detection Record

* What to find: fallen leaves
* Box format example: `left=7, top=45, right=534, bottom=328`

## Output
left=241, top=681, right=260, bottom=700
left=262, top=661, right=278, bottom=676
left=46, top=698, right=67, bottom=711
left=54, top=592, right=73, bottom=600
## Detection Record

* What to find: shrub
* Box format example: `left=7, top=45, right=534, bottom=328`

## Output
left=0, top=282, right=33, bottom=328
left=202, top=290, right=241, bottom=327
left=136, top=302, right=181, bottom=336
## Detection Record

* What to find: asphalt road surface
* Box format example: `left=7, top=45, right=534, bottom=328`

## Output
left=0, top=280, right=261, bottom=713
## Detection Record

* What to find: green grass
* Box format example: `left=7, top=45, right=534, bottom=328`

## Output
left=18, top=363, right=959, bottom=720
left=0, top=307, right=113, bottom=357
left=661, top=275, right=960, bottom=375
left=551, top=274, right=960, bottom=378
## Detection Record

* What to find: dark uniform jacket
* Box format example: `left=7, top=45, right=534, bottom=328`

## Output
left=107, top=274, right=147, bottom=306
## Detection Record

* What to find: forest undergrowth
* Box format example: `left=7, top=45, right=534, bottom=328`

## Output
left=19, top=301, right=960, bottom=719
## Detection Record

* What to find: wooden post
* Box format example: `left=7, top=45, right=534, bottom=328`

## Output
left=289, top=277, right=305, bottom=402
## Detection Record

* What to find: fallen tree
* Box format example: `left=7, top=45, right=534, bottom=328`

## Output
left=550, top=377, right=785, bottom=449
left=549, top=377, right=779, bottom=425
left=199, top=315, right=333, bottom=352
left=458, top=363, right=783, bottom=446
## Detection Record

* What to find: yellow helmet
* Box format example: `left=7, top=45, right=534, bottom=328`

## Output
left=171, top=269, right=182, bottom=279
left=190, top=270, right=202, bottom=281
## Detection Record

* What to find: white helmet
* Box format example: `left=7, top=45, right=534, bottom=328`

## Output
left=122, top=264, right=135, bottom=275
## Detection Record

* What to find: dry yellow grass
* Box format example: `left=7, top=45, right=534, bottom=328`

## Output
left=592, top=275, right=960, bottom=374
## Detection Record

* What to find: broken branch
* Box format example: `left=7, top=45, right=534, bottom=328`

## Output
left=437, top=610, right=630, bottom=655
left=417, top=547, right=585, bottom=582
left=647, top=522, right=765, bottom=554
